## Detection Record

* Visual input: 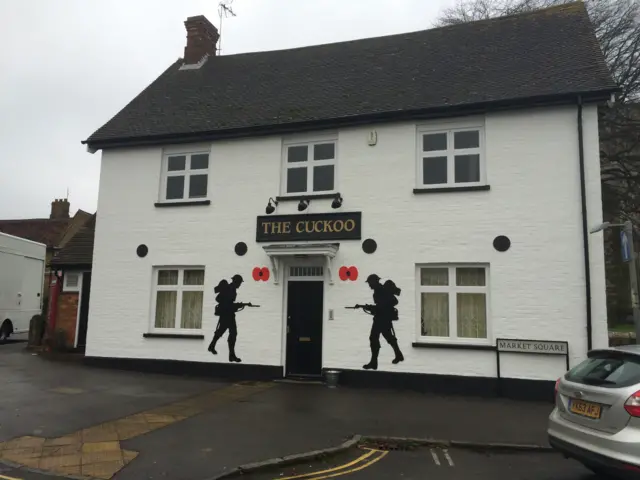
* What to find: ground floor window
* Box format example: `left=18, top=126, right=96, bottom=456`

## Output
left=417, top=264, right=489, bottom=343
left=152, top=267, right=205, bottom=331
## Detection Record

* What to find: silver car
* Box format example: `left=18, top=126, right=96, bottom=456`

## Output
left=548, top=345, right=640, bottom=478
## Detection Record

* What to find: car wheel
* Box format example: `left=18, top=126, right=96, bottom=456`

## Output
left=0, top=321, right=11, bottom=343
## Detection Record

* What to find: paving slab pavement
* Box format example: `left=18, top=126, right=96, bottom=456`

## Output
left=1, top=342, right=559, bottom=479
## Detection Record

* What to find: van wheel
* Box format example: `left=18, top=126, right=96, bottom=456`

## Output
left=0, top=321, right=12, bottom=343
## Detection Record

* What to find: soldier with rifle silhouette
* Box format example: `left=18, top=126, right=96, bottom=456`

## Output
left=208, top=274, right=260, bottom=363
left=346, top=274, right=404, bottom=370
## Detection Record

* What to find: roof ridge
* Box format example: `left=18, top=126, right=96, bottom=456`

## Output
left=201, top=1, right=586, bottom=59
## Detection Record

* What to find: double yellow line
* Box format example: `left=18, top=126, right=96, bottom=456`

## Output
left=275, top=448, right=388, bottom=480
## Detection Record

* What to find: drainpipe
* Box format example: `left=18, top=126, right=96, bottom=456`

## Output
left=577, top=95, right=593, bottom=351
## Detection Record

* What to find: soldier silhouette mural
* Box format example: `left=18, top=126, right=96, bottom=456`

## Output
left=346, top=274, right=404, bottom=370
left=208, top=274, right=259, bottom=363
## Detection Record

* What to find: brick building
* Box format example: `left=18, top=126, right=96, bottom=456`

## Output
left=50, top=215, right=96, bottom=350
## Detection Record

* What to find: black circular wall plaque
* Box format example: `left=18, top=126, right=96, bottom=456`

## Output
left=362, top=238, right=377, bottom=254
left=493, top=235, right=511, bottom=252
left=136, top=244, right=149, bottom=258
left=234, top=242, right=248, bottom=256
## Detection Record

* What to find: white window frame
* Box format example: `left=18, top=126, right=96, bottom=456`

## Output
left=159, top=149, right=211, bottom=203
left=415, top=264, right=491, bottom=345
left=416, top=119, right=486, bottom=189
left=280, top=134, right=338, bottom=197
left=63, top=272, right=82, bottom=293
left=150, top=266, right=206, bottom=333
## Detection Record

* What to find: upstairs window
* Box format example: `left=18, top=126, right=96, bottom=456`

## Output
left=417, top=125, right=485, bottom=188
left=282, top=137, right=337, bottom=196
left=161, top=152, right=209, bottom=202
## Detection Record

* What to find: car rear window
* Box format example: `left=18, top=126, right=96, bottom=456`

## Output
left=565, top=352, right=640, bottom=388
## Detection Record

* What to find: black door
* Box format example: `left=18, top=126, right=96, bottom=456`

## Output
left=77, top=272, right=91, bottom=348
left=286, top=281, right=323, bottom=377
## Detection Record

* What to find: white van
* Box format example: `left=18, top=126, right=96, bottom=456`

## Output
left=0, top=232, right=46, bottom=342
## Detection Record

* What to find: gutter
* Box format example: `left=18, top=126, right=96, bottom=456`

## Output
left=577, top=95, right=593, bottom=351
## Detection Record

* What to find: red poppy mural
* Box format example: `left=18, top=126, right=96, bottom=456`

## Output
left=339, top=266, right=359, bottom=281
left=252, top=267, right=270, bottom=281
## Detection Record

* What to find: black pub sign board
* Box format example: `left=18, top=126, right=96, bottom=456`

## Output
left=256, top=212, right=362, bottom=242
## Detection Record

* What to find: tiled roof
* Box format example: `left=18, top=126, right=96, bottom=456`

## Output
left=85, top=3, right=617, bottom=149
left=0, top=218, right=71, bottom=248
left=51, top=215, right=96, bottom=267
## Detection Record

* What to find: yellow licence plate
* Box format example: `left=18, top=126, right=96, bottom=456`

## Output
left=570, top=399, right=601, bottom=419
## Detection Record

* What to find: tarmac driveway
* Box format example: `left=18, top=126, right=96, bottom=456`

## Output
left=1, top=342, right=569, bottom=480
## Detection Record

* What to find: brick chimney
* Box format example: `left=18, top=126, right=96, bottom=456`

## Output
left=50, top=199, right=70, bottom=219
left=183, top=15, right=219, bottom=66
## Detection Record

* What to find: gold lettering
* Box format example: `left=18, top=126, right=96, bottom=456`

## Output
left=283, top=222, right=291, bottom=234
left=296, top=221, right=304, bottom=233
left=334, top=220, right=344, bottom=232
left=314, top=221, right=323, bottom=233
left=262, top=222, right=270, bottom=235
left=344, top=219, right=356, bottom=232
left=305, top=221, right=314, bottom=233
left=270, top=222, right=282, bottom=234
left=323, top=220, right=333, bottom=232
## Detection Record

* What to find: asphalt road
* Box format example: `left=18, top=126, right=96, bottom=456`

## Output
left=248, top=447, right=596, bottom=480
left=0, top=334, right=28, bottom=346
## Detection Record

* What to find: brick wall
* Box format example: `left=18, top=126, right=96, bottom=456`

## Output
left=56, top=292, right=78, bottom=347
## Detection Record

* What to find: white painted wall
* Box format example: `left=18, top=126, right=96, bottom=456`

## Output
left=87, top=105, right=607, bottom=382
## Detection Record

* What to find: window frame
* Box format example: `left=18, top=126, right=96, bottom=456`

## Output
left=149, top=266, right=206, bottom=334
left=415, top=263, right=491, bottom=345
left=416, top=120, right=486, bottom=189
left=159, top=149, right=211, bottom=204
left=63, top=272, right=82, bottom=293
left=280, top=134, right=338, bottom=197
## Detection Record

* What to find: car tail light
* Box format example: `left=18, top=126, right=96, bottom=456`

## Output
left=554, top=378, right=560, bottom=398
left=624, top=390, right=640, bottom=417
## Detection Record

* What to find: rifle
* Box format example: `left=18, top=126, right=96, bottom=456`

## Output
left=235, top=302, right=261, bottom=309
left=345, top=304, right=376, bottom=314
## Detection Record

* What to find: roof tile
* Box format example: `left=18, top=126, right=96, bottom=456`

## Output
left=86, top=2, right=617, bottom=147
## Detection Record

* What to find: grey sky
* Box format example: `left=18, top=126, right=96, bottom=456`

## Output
left=0, top=0, right=455, bottom=219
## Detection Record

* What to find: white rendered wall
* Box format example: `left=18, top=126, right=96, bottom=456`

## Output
left=86, top=105, right=607, bottom=382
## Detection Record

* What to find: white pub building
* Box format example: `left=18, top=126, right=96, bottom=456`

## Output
left=82, top=3, right=618, bottom=399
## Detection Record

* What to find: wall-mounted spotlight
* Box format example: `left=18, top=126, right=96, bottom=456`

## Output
left=298, top=198, right=310, bottom=212
left=265, top=197, right=278, bottom=214
left=331, top=193, right=343, bottom=209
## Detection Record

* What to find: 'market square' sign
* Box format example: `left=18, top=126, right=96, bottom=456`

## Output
left=256, top=212, right=362, bottom=242
left=497, top=339, right=568, bottom=355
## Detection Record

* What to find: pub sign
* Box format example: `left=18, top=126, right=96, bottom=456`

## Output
left=256, top=212, right=362, bottom=242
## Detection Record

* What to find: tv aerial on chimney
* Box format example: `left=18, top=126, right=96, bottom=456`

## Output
left=218, top=0, right=236, bottom=55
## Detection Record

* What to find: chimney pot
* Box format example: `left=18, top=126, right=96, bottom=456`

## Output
left=183, top=15, right=219, bottom=66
